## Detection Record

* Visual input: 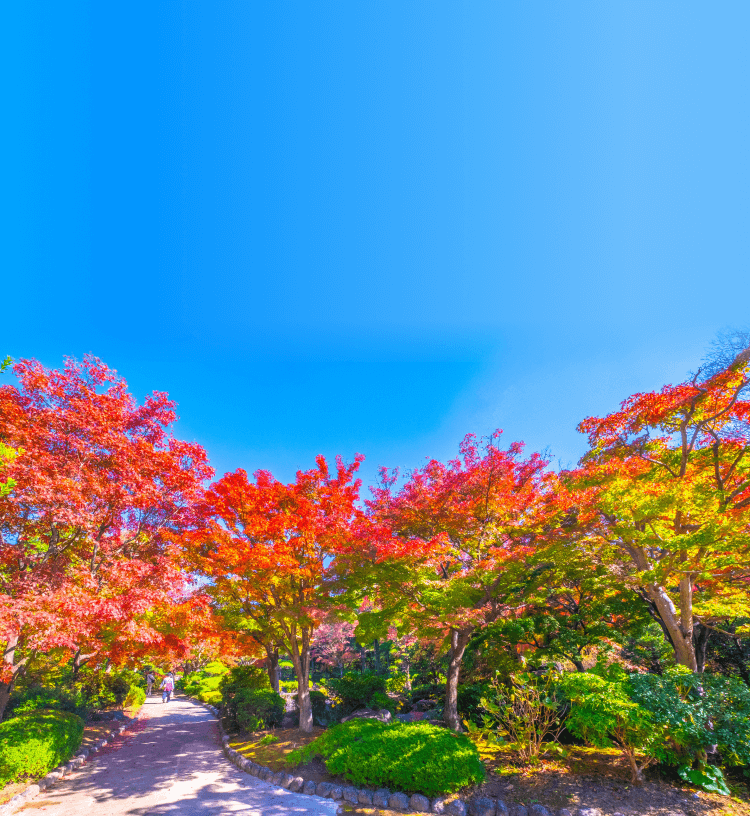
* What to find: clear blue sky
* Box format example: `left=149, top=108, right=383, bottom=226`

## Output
left=2, top=2, right=749, bottom=489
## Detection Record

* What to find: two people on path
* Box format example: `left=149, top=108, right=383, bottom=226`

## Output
left=160, top=672, right=175, bottom=703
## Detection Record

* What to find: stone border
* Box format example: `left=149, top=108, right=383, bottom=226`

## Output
left=207, top=702, right=586, bottom=816
left=0, top=720, right=129, bottom=816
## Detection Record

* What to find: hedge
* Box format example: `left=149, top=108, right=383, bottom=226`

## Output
left=0, top=710, right=84, bottom=786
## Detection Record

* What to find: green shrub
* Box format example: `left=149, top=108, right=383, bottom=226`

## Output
left=327, top=672, right=387, bottom=716
left=371, top=691, right=397, bottom=715
left=74, top=666, right=143, bottom=709
left=199, top=690, right=222, bottom=705
left=556, top=668, right=662, bottom=783
left=181, top=662, right=230, bottom=700
left=286, top=718, right=484, bottom=796
left=6, top=684, right=88, bottom=720
left=233, top=689, right=284, bottom=732
left=279, top=680, right=297, bottom=693
left=385, top=672, right=409, bottom=694
left=220, top=665, right=269, bottom=697
left=123, top=685, right=146, bottom=710
left=310, top=689, right=329, bottom=725
left=457, top=682, right=489, bottom=725
left=221, top=666, right=273, bottom=726
left=410, top=683, right=444, bottom=704
left=627, top=669, right=750, bottom=768
left=475, top=672, right=564, bottom=763
left=0, top=710, right=84, bottom=786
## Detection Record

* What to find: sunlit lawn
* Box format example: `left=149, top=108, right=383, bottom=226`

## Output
left=229, top=727, right=325, bottom=771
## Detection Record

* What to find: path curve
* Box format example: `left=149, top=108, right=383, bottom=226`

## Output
left=22, top=695, right=338, bottom=816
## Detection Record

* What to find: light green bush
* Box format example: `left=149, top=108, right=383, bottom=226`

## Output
left=0, top=710, right=84, bottom=786
left=285, top=718, right=484, bottom=796
left=181, top=662, right=230, bottom=700
left=123, top=685, right=146, bottom=710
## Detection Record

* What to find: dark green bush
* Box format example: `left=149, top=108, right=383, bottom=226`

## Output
left=310, top=689, right=329, bottom=725
left=371, top=690, right=397, bottom=715
left=220, top=665, right=269, bottom=698
left=285, top=718, right=484, bottom=796
left=74, top=666, right=143, bottom=709
left=0, top=710, right=84, bottom=786
left=457, top=682, right=489, bottom=725
left=410, top=683, right=444, bottom=705
left=233, top=689, right=285, bottom=732
left=627, top=669, right=750, bottom=767
left=221, top=666, right=272, bottom=727
left=6, top=684, right=88, bottom=720
left=328, top=671, right=387, bottom=715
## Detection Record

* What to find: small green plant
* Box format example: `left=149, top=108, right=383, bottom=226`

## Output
left=285, top=718, right=484, bottom=796
left=0, top=710, right=84, bottom=786
left=678, top=763, right=730, bottom=796
left=257, top=733, right=280, bottom=745
left=478, top=672, right=564, bottom=763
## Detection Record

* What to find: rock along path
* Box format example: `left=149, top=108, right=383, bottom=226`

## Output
left=22, top=695, right=338, bottom=816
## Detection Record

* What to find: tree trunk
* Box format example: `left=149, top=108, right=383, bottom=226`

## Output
left=291, top=648, right=313, bottom=733
left=70, top=649, right=97, bottom=680
left=0, top=682, right=12, bottom=722
left=444, top=627, right=472, bottom=732
left=360, top=645, right=366, bottom=672
left=646, top=583, right=699, bottom=671
left=266, top=648, right=280, bottom=693
left=693, top=623, right=711, bottom=674
left=0, top=635, right=24, bottom=721
left=374, top=639, right=381, bottom=672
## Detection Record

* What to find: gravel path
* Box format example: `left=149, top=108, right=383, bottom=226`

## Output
left=23, top=695, right=338, bottom=816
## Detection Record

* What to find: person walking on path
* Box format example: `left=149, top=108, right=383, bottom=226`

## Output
left=146, top=671, right=155, bottom=697
left=160, top=671, right=175, bottom=703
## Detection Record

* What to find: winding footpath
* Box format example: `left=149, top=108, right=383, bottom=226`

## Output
left=22, top=695, right=338, bottom=816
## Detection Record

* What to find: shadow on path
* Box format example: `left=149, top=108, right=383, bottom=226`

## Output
left=22, top=696, right=336, bottom=816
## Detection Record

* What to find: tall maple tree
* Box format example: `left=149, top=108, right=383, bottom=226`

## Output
left=565, top=344, right=750, bottom=671
left=350, top=432, right=556, bottom=731
left=192, top=454, right=364, bottom=732
left=0, top=356, right=212, bottom=718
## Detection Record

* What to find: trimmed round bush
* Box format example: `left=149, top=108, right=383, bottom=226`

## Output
left=0, top=710, right=84, bottom=786
left=286, top=718, right=484, bottom=796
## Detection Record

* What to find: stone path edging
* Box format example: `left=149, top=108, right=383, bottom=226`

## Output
left=0, top=719, right=129, bottom=816
left=204, top=699, right=585, bottom=816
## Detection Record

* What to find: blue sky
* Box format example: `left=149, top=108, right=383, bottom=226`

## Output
left=2, top=2, right=749, bottom=490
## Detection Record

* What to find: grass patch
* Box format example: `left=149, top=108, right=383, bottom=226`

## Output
left=0, top=710, right=84, bottom=787
left=229, top=727, right=325, bottom=772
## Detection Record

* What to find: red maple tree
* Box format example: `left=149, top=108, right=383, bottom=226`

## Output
left=0, top=356, right=212, bottom=717
left=192, top=454, right=364, bottom=732
left=352, top=432, right=556, bottom=730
